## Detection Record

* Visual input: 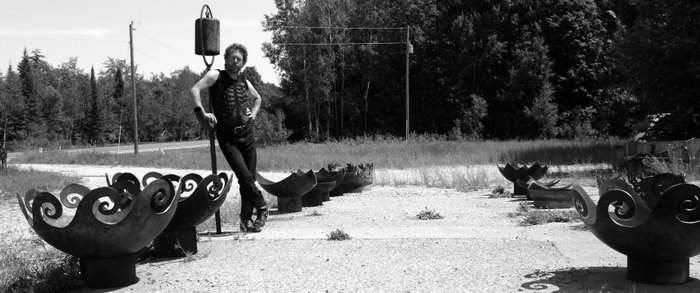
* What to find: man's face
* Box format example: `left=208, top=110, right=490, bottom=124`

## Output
left=225, top=50, right=244, bottom=73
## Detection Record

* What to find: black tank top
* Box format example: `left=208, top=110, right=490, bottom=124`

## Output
left=209, top=70, right=250, bottom=128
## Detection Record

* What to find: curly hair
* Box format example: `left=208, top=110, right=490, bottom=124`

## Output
left=224, top=43, right=248, bottom=64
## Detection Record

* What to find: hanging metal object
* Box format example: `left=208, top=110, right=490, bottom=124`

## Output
left=195, top=4, right=223, bottom=233
left=195, top=4, right=220, bottom=69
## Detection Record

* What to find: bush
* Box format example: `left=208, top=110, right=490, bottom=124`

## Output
left=254, top=109, right=292, bottom=146
left=327, top=229, right=351, bottom=241
left=416, top=207, right=444, bottom=220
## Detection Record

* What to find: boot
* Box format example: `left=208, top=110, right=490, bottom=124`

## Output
left=254, top=205, right=269, bottom=228
left=239, top=218, right=261, bottom=233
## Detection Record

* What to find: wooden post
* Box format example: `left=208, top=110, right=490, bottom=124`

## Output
left=405, top=26, right=410, bottom=139
left=129, top=21, right=139, bottom=154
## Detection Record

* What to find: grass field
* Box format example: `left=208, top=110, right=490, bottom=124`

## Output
left=17, top=136, right=622, bottom=172
left=5, top=136, right=696, bottom=292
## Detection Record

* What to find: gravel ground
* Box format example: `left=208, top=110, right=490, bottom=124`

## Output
left=9, top=164, right=700, bottom=292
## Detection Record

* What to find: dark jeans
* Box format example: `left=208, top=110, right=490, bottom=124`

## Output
left=217, top=124, right=267, bottom=220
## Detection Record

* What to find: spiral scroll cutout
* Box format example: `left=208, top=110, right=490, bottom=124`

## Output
left=142, top=171, right=163, bottom=187
left=59, top=184, right=90, bottom=209
left=145, top=179, right=175, bottom=214
left=178, top=173, right=203, bottom=199
left=113, top=172, right=140, bottom=187
left=104, top=181, right=140, bottom=212
left=206, top=175, right=225, bottom=199
left=599, top=189, right=651, bottom=228
left=32, top=191, right=64, bottom=222
left=571, top=185, right=597, bottom=225
left=660, top=184, right=700, bottom=224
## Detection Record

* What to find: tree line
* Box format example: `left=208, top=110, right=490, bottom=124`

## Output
left=262, top=0, right=700, bottom=141
left=1, top=0, right=699, bottom=151
left=0, top=50, right=289, bottom=151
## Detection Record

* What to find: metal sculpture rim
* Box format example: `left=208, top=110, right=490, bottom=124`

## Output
left=572, top=173, right=700, bottom=261
left=17, top=178, right=178, bottom=259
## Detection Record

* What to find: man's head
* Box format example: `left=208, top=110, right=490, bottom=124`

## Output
left=224, top=43, right=247, bottom=74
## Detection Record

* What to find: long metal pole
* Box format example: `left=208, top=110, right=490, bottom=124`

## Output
left=129, top=21, right=139, bottom=154
left=405, top=26, right=410, bottom=139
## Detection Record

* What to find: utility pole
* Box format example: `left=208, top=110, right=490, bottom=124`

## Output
left=129, top=21, right=139, bottom=154
left=405, top=25, right=411, bottom=139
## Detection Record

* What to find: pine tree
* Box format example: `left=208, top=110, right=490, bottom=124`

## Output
left=88, top=67, right=102, bottom=144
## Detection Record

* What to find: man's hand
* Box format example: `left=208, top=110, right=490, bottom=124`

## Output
left=195, top=110, right=217, bottom=130
left=246, top=107, right=257, bottom=120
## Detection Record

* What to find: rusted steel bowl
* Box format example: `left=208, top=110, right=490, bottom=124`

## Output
left=329, top=163, right=374, bottom=195
left=257, top=171, right=317, bottom=213
left=497, top=162, right=549, bottom=198
left=315, top=167, right=345, bottom=201
left=17, top=178, right=177, bottom=289
left=516, top=178, right=573, bottom=209
left=141, top=172, right=232, bottom=230
left=295, top=170, right=335, bottom=207
left=109, top=172, right=232, bottom=257
left=572, top=173, right=700, bottom=284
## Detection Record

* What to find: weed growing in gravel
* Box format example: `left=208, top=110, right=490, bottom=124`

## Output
left=507, top=202, right=580, bottom=226
left=487, top=185, right=512, bottom=198
left=182, top=251, right=209, bottom=263
left=306, top=210, right=322, bottom=217
left=519, top=209, right=580, bottom=226
left=327, top=229, right=351, bottom=241
left=416, top=207, right=444, bottom=220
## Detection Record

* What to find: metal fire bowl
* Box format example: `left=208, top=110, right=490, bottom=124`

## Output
left=335, top=163, right=374, bottom=193
left=17, top=179, right=177, bottom=259
left=572, top=175, right=700, bottom=284
left=529, top=189, right=575, bottom=209
left=497, top=162, right=549, bottom=183
left=516, top=178, right=567, bottom=191
left=256, top=170, right=317, bottom=198
left=296, top=169, right=337, bottom=195
left=146, top=172, right=232, bottom=230
left=315, top=167, right=346, bottom=192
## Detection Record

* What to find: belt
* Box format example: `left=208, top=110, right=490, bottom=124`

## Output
left=219, top=123, right=248, bottom=134
left=233, top=124, right=246, bottom=134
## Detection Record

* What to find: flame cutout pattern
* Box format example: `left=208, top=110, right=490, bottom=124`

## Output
left=497, top=162, right=548, bottom=183
left=16, top=179, right=177, bottom=259
left=168, top=172, right=231, bottom=230
left=107, top=172, right=232, bottom=231
left=571, top=173, right=700, bottom=262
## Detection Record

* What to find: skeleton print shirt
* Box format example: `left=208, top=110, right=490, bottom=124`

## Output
left=209, top=70, right=250, bottom=128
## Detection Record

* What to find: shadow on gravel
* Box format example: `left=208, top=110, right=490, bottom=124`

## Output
left=520, top=267, right=700, bottom=292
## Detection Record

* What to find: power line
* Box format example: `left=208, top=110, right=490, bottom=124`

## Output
left=274, top=42, right=406, bottom=46
left=132, top=47, right=173, bottom=71
left=279, top=25, right=406, bottom=30
left=134, top=30, right=200, bottom=63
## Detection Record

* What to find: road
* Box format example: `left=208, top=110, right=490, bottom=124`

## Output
left=7, top=139, right=213, bottom=162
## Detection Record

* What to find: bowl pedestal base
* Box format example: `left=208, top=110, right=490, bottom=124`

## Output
left=627, top=257, right=689, bottom=285
left=80, top=252, right=139, bottom=289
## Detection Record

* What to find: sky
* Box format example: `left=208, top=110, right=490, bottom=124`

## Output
left=0, top=0, right=281, bottom=84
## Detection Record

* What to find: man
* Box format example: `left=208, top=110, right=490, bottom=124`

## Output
left=190, top=43, right=268, bottom=232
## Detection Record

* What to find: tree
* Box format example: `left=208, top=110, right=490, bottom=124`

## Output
left=619, top=0, right=700, bottom=139
left=87, top=67, right=102, bottom=144
left=18, top=49, right=36, bottom=126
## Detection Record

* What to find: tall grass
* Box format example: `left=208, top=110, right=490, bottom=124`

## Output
left=0, top=167, right=83, bottom=292
left=0, top=166, right=82, bottom=198
left=16, top=136, right=622, bottom=172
